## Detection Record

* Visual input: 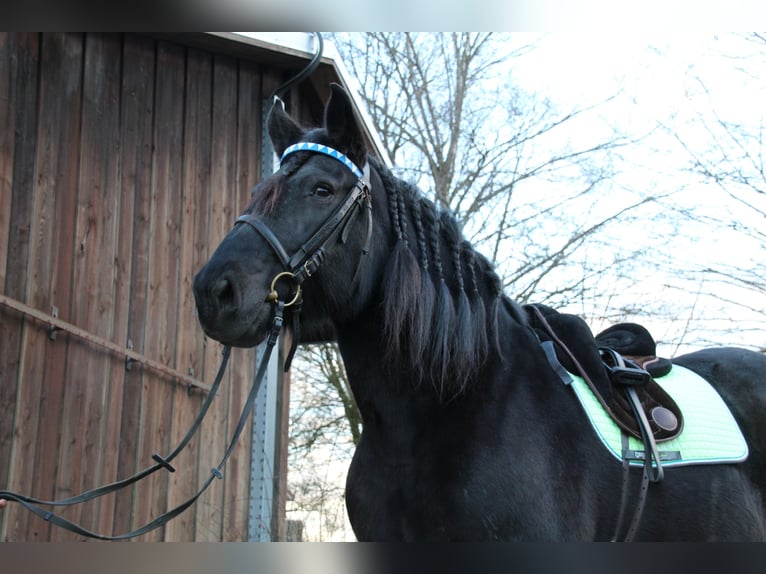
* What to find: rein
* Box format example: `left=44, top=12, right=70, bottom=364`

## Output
left=0, top=36, right=332, bottom=541
left=0, top=140, right=371, bottom=542
left=0, top=301, right=286, bottom=540
left=235, top=142, right=372, bottom=369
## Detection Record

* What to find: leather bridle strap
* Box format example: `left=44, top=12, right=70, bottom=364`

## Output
left=602, top=348, right=663, bottom=542
left=237, top=216, right=291, bottom=269
left=235, top=161, right=371, bottom=285
left=0, top=346, right=231, bottom=508
left=0, top=302, right=287, bottom=540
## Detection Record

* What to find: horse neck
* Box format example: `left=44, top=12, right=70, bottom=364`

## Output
left=334, top=286, right=537, bottom=458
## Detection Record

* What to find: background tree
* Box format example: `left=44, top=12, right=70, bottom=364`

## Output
left=651, top=32, right=766, bottom=351
left=335, top=32, right=678, bottom=311
left=285, top=344, right=358, bottom=541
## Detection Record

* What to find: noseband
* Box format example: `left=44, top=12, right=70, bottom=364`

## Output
left=234, top=142, right=373, bottom=368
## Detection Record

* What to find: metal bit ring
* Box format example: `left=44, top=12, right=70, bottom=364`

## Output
left=266, top=271, right=301, bottom=307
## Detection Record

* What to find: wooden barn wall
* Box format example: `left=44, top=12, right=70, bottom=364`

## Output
left=0, top=32, right=305, bottom=541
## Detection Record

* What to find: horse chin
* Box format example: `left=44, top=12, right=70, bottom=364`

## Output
left=199, top=302, right=274, bottom=348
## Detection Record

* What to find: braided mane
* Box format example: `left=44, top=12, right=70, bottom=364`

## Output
left=373, top=157, right=508, bottom=396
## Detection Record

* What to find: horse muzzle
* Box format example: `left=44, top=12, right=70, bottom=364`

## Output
left=192, top=262, right=272, bottom=347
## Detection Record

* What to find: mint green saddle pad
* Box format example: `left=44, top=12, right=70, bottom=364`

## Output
left=567, top=365, right=748, bottom=467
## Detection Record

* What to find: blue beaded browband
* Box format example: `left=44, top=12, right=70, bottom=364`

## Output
left=280, top=142, right=365, bottom=180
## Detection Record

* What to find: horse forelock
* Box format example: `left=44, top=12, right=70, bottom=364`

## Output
left=246, top=150, right=317, bottom=216
left=375, top=161, right=503, bottom=398
left=247, top=173, right=287, bottom=216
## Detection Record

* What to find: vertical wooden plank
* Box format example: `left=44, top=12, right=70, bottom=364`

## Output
left=86, top=32, right=125, bottom=537
left=0, top=31, right=40, bottom=542
left=163, top=47, right=212, bottom=542
left=0, top=32, right=14, bottom=541
left=29, top=32, right=85, bottom=543
left=223, top=347, right=256, bottom=541
left=194, top=53, right=240, bottom=542
left=48, top=32, right=123, bottom=541
left=131, top=40, right=185, bottom=542
left=0, top=32, right=19, bottom=540
left=0, top=32, right=14, bottom=286
left=111, top=33, right=156, bottom=538
left=5, top=32, right=83, bottom=542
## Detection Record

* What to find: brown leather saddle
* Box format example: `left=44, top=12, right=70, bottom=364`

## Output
left=525, top=304, right=683, bottom=443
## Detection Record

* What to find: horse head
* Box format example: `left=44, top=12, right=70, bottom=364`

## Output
left=193, top=84, right=389, bottom=347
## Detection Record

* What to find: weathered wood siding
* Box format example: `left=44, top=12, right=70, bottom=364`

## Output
left=0, top=32, right=307, bottom=541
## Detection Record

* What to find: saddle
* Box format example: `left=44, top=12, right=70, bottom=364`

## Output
left=525, top=304, right=683, bottom=443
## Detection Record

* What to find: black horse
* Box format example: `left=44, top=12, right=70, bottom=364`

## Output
left=193, top=84, right=766, bottom=541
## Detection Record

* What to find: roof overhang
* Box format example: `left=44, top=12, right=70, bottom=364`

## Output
left=150, top=32, right=391, bottom=167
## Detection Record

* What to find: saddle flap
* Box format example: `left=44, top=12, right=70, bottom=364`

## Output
left=526, top=304, right=684, bottom=443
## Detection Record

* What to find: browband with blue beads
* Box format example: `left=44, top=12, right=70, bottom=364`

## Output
left=281, top=142, right=364, bottom=180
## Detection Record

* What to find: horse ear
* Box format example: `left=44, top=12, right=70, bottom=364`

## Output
left=324, top=83, right=367, bottom=166
left=267, top=98, right=305, bottom=157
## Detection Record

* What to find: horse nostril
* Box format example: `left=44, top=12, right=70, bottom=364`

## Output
left=211, top=277, right=236, bottom=308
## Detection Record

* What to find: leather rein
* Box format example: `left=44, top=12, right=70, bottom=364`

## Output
left=0, top=143, right=370, bottom=540
left=0, top=316, right=281, bottom=540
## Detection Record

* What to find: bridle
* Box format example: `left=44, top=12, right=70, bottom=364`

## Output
left=237, top=141, right=372, bottom=289
left=235, top=141, right=373, bottom=369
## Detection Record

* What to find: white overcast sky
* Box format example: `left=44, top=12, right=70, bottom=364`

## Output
left=504, top=32, right=766, bottom=353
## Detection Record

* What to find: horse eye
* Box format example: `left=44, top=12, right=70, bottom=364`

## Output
left=313, top=185, right=333, bottom=198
